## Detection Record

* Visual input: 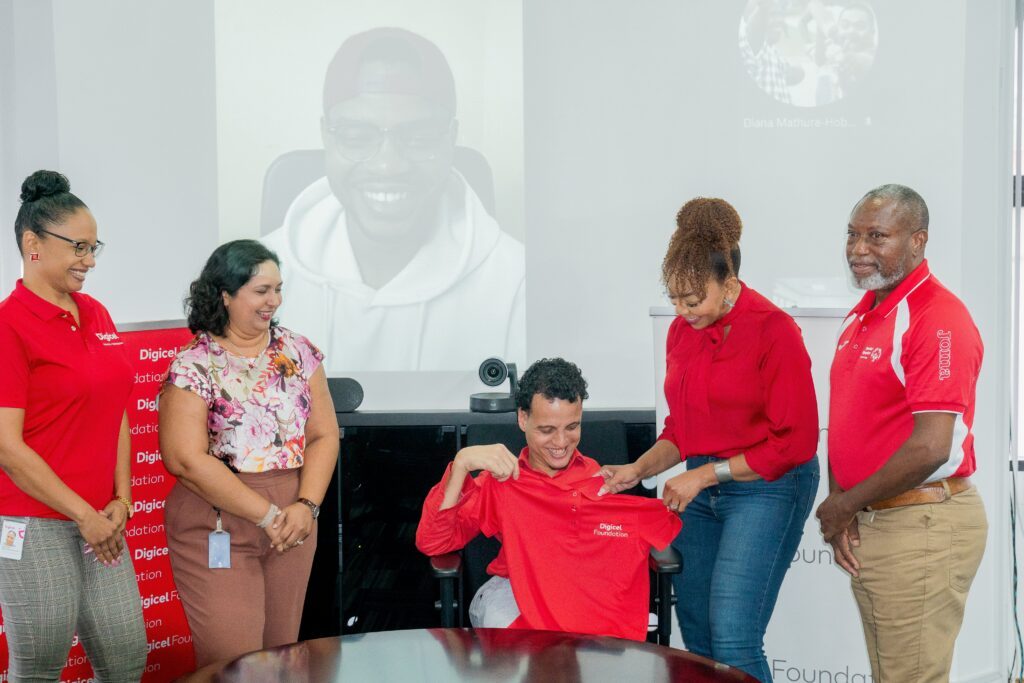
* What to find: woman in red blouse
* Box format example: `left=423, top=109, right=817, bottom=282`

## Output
left=600, top=198, right=819, bottom=683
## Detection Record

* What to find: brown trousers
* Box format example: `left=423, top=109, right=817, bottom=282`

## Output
left=165, top=468, right=318, bottom=668
left=850, top=486, right=987, bottom=683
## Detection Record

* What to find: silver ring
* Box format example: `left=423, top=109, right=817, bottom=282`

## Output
left=295, top=539, right=304, bottom=546
left=668, top=503, right=678, bottom=511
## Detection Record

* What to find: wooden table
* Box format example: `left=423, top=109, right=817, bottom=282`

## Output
left=182, top=628, right=759, bottom=682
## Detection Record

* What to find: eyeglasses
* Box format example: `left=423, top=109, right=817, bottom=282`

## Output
left=325, top=119, right=454, bottom=163
left=38, top=229, right=105, bottom=258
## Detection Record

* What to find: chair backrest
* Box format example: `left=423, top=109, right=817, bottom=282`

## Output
left=259, top=146, right=497, bottom=236
left=460, top=419, right=629, bottom=608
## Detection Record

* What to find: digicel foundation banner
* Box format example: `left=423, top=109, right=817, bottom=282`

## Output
left=0, top=324, right=197, bottom=682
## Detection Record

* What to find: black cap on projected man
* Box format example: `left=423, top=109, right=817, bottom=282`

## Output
left=263, top=27, right=525, bottom=372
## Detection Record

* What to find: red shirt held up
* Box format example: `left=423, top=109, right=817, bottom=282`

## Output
left=416, top=448, right=680, bottom=641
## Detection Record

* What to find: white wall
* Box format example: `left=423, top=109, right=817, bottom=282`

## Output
left=0, top=0, right=60, bottom=293
left=956, top=0, right=1014, bottom=678
left=524, top=0, right=970, bottom=408
left=0, top=0, right=219, bottom=323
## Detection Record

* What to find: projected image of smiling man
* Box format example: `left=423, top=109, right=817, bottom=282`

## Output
left=264, top=28, right=525, bottom=372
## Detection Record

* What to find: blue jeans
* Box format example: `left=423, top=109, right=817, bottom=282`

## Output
left=672, top=455, right=819, bottom=683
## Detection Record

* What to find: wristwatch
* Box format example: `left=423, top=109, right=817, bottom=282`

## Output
left=297, top=497, right=320, bottom=520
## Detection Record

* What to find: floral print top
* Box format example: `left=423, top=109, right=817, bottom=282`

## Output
left=163, top=326, right=324, bottom=472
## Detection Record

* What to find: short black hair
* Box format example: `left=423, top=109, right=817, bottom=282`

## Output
left=515, top=358, right=589, bottom=412
left=185, top=240, right=280, bottom=336
left=14, top=170, right=88, bottom=255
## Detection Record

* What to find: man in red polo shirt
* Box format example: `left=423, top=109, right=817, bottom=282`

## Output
left=816, top=184, right=987, bottom=682
left=416, top=358, right=680, bottom=641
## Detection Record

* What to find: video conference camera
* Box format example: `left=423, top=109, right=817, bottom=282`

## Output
left=470, top=357, right=518, bottom=413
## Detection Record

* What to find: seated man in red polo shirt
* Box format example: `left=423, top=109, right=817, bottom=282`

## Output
left=416, top=358, right=681, bottom=641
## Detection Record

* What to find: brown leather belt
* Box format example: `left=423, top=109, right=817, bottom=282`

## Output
left=865, top=477, right=972, bottom=511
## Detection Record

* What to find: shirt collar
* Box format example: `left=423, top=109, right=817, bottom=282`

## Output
left=851, top=259, right=931, bottom=320
left=517, top=446, right=588, bottom=480
left=11, top=279, right=82, bottom=321
left=694, top=280, right=746, bottom=346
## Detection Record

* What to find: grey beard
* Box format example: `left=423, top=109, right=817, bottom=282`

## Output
left=850, top=264, right=906, bottom=291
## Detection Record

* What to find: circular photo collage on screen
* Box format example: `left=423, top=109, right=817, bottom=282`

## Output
left=739, top=0, right=878, bottom=107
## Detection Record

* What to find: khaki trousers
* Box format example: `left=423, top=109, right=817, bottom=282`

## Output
left=165, top=469, right=318, bottom=668
left=850, top=486, right=987, bottom=683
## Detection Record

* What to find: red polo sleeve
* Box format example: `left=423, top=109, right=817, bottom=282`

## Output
left=415, top=462, right=486, bottom=556
left=901, top=302, right=983, bottom=414
left=742, top=314, right=819, bottom=481
left=0, top=321, right=28, bottom=409
left=638, top=501, right=682, bottom=551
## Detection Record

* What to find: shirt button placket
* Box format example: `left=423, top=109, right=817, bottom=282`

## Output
left=570, top=490, right=578, bottom=529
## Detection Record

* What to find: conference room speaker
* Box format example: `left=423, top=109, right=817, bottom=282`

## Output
left=328, top=377, right=364, bottom=413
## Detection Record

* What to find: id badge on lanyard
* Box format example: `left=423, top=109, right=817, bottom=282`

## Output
left=0, top=518, right=27, bottom=560
left=209, top=510, right=231, bottom=569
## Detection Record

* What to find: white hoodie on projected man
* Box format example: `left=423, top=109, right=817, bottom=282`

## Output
left=263, top=173, right=524, bottom=372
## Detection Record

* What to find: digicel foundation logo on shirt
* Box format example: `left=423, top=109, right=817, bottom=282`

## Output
left=593, top=522, right=629, bottom=538
left=95, top=331, right=123, bottom=345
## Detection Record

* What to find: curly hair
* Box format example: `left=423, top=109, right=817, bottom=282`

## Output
left=661, top=197, right=743, bottom=300
left=515, top=358, right=589, bottom=412
left=185, top=240, right=280, bottom=336
left=14, top=170, right=88, bottom=255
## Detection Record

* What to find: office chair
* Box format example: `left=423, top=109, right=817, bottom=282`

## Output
left=428, top=419, right=682, bottom=646
left=259, top=146, right=497, bottom=236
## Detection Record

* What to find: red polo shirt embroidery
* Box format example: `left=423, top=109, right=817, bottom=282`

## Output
left=0, top=280, right=132, bottom=518
left=416, top=448, right=681, bottom=641
left=828, top=260, right=983, bottom=490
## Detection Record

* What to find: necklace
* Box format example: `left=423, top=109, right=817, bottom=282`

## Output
left=215, top=329, right=272, bottom=370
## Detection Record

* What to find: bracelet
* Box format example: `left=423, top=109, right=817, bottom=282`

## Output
left=115, top=496, right=133, bottom=519
left=256, top=503, right=281, bottom=529
left=713, top=460, right=734, bottom=484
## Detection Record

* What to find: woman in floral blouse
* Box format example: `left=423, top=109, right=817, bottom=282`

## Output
left=159, top=240, right=339, bottom=667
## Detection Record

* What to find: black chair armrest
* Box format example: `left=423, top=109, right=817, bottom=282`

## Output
left=431, top=553, right=464, bottom=628
left=648, top=546, right=682, bottom=646
left=648, top=546, right=682, bottom=574
left=430, top=552, right=463, bottom=578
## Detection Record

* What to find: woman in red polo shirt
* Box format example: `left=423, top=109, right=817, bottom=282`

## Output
left=599, top=198, right=820, bottom=683
left=0, top=170, right=147, bottom=680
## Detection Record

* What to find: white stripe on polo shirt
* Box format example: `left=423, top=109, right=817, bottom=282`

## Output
left=890, top=299, right=910, bottom=386
left=888, top=284, right=969, bottom=482
left=923, top=413, right=969, bottom=482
